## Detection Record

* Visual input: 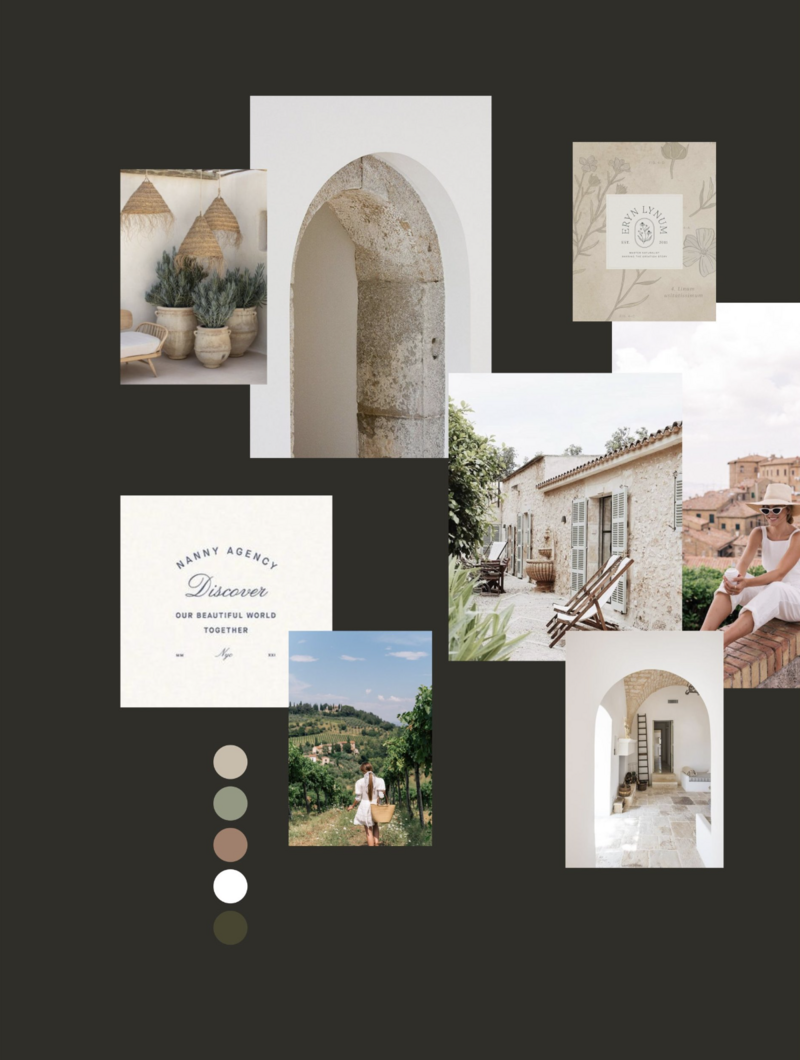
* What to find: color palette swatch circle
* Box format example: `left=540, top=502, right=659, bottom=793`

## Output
left=213, top=745, right=248, bottom=779
left=214, top=869, right=248, bottom=904
left=214, top=786, right=247, bottom=821
left=214, top=827, right=248, bottom=862
left=213, top=911, right=248, bottom=946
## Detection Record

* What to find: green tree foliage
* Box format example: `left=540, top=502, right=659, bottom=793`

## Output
left=563, top=444, right=583, bottom=455
left=448, top=557, right=531, bottom=661
left=495, top=444, right=518, bottom=479
left=399, top=686, right=433, bottom=825
left=682, top=564, right=766, bottom=630
left=145, top=248, right=207, bottom=308
left=448, top=400, right=506, bottom=559
left=193, top=274, right=238, bottom=328
left=605, top=426, right=650, bottom=453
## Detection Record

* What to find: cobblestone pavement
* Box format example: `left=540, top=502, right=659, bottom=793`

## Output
left=472, top=574, right=633, bottom=661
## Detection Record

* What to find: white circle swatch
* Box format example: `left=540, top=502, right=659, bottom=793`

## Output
left=213, top=869, right=248, bottom=904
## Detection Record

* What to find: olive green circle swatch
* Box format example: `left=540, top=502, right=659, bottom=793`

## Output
left=214, top=911, right=248, bottom=946
left=214, top=786, right=248, bottom=821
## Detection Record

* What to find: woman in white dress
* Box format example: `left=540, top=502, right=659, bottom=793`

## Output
left=700, top=484, right=800, bottom=648
left=348, top=762, right=386, bottom=847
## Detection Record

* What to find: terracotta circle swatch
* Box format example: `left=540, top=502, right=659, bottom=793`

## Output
left=214, top=869, right=248, bottom=904
left=214, top=786, right=248, bottom=821
left=213, top=745, right=248, bottom=779
left=214, top=827, right=248, bottom=862
left=214, top=911, right=248, bottom=946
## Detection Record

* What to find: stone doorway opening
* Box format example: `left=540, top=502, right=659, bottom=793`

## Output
left=291, top=156, right=445, bottom=458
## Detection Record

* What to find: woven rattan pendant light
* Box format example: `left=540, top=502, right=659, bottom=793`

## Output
left=204, top=171, right=242, bottom=247
left=120, top=172, right=174, bottom=236
left=176, top=172, right=224, bottom=273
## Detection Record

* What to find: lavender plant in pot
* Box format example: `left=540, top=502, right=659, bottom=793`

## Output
left=225, top=263, right=266, bottom=357
left=145, top=249, right=207, bottom=359
left=192, top=275, right=237, bottom=368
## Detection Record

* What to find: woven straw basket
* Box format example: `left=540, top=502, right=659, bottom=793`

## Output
left=371, top=803, right=395, bottom=824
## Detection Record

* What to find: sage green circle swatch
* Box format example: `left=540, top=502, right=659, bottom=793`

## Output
left=214, top=786, right=248, bottom=821
left=213, top=745, right=248, bottom=780
left=214, top=911, right=248, bottom=946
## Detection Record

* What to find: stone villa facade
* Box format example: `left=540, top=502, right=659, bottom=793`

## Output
left=497, top=423, right=683, bottom=631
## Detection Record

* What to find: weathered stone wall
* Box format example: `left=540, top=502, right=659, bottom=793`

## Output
left=546, top=443, right=683, bottom=630
left=292, top=156, right=444, bottom=458
left=623, top=670, right=689, bottom=724
left=498, top=455, right=599, bottom=568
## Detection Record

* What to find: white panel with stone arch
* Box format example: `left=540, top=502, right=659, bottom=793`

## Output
left=565, top=631, right=724, bottom=868
left=291, top=155, right=447, bottom=459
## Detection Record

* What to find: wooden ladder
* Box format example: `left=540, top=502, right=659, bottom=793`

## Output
left=637, top=714, right=650, bottom=788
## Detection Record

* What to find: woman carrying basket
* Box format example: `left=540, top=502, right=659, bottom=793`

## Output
left=348, top=762, right=387, bottom=847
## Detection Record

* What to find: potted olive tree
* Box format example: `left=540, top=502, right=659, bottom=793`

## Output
left=192, top=275, right=238, bottom=368
left=145, top=249, right=207, bottom=359
left=225, top=263, right=266, bottom=357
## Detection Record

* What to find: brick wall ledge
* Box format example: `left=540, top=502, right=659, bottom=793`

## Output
left=723, top=619, right=800, bottom=689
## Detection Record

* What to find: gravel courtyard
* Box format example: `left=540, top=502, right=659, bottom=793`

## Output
left=472, top=574, right=634, bottom=660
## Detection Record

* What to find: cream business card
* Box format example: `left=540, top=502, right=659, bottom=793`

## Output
left=572, top=142, right=716, bottom=322
left=120, top=495, right=332, bottom=708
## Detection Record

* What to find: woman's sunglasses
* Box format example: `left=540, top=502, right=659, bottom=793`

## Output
left=760, top=506, right=787, bottom=515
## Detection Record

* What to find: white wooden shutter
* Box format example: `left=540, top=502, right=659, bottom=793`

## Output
left=523, top=512, right=530, bottom=561
left=570, top=499, right=587, bottom=591
left=610, top=486, right=628, bottom=612
left=675, top=474, right=683, bottom=529
left=516, top=514, right=523, bottom=576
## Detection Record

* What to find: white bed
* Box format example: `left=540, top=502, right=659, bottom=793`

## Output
left=680, top=770, right=710, bottom=793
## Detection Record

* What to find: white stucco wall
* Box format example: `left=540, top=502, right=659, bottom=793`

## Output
left=292, top=205, right=357, bottom=457
left=636, top=685, right=711, bottom=779
left=249, top=95, right=492, bottom=458
left=598, top=679, right=629, bottom=815
left=565, top=632, right=724, bottom=869
left=120, top=171, right=267, bottom=353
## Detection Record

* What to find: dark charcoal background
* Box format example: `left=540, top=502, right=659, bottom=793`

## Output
left=3, top=31, right=799, bottom=1056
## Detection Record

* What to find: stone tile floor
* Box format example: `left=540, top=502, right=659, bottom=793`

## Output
left=595, top=784, right=711, bottom=868
left=472, top=575, right=634, bottom=661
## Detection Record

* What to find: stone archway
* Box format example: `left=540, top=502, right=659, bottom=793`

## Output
left=291, top=156, right=445, bottom=458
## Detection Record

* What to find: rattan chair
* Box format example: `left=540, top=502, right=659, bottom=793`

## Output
left=120, top=317, right=168, bottom=378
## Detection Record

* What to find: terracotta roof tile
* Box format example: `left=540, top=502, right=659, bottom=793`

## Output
left=535, top=422, right=682, bottom=489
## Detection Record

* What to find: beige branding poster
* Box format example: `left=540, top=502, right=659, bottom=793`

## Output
left=573, top=142, right=716, bottom=322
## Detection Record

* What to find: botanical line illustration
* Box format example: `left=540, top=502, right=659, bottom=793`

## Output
left=573, top=156, right=630, bottom=274
left=604, top=270, right=662, bottom=322
left=683, top=228, right=717, bottom=277
left=661, top=142, right=689, bottom=178
left=690, top=176, right=716, bottom=217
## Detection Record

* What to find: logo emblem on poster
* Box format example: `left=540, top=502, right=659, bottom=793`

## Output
left=635, top=219, right=655, bottom=247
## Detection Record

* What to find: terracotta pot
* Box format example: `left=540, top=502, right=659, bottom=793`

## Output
left=524, top=558, right=537, bottom=583
left=155, top=307, right=197, bottom=360
left=194, top=326, right=231, bottom=369
left=528, top=560, right=555, bottom=592
left=227, top=307, right=259, bottom=357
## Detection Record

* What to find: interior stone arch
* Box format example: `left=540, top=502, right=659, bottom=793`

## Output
left=291, top=156, right=445, bottom=458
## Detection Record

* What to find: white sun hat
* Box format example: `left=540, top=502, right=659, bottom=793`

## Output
left=745, top=482, right=798, bottom=514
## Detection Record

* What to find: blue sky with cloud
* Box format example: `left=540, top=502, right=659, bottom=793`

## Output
left=289, top=631, right=432, bottom=724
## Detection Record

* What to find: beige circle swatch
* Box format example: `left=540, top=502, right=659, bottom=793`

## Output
left=214, top=828, right=248, bottom=863
left=213, top=745, right=248, bottom=779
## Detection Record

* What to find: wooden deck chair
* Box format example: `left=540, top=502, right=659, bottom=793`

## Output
left=548, top=556, right=634, bottom=648
left=473, top=539, right=509, bottom=594
left=546, top=554, right=622, bottom=634
left=120, top=310, right=168, bottom=378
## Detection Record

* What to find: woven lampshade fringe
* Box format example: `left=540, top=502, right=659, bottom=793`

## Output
left=204, top=194, right=243, bottom=247
left=176, top=214, right=224, bottom=274
left=120, top=178, right=174, bottom=237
